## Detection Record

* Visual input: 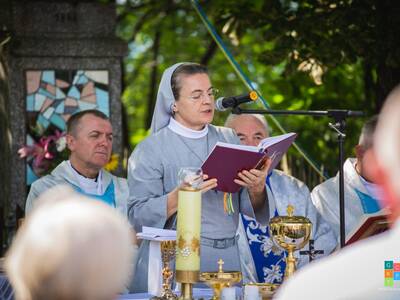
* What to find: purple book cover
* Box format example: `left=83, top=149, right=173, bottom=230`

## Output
left=201, top=133, right=297, bottom=193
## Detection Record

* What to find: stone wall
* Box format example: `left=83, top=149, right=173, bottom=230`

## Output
left=0, top=0, right=127, bottom=249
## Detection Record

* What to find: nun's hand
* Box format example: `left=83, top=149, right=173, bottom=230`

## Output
left=199, top=174, right=218, bottom=193
left=234, top=157, right=271, bottom=193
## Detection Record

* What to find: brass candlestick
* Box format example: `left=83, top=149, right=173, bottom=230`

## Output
left=152, top=240, right=178, bottom=300
left=199, top=259, right=242, bottom=300
left=269, top=205, right=312, bottom=280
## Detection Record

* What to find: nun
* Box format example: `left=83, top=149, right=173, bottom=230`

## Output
left=127, top=62, right=270, bottom=291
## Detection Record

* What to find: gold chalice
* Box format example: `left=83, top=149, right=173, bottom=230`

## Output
left=199, top=259, right=242, bottom=300
left=269, top=205, right=312, bottom=280
left=152, top=240, right=178, bottom=300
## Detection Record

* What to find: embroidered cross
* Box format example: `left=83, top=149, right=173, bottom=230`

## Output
left=300, top=239, right=324, bottom=262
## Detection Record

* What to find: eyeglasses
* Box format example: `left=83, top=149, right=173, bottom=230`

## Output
left=187, top=88, right=219, bottom=102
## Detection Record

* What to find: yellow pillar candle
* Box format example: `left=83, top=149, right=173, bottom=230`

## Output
left=176, top=189, right=202, bottom=283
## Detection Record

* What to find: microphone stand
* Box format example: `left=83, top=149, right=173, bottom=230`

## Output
left=232, top=107, right=363, bottom=249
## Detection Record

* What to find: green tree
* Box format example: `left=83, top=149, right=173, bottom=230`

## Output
left=114, top=0, right=399, bottom=184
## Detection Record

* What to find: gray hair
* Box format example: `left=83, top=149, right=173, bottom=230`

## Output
left=374, top=85, right=400, bottom=199
left=358, top=115, right=378, bottom=149
left=5, top=186, right=133, bottom=300
left=225, top=113, right=270, bottom=134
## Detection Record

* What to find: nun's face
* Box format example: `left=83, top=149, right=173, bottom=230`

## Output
left=173, top=73, right=215, bottom=130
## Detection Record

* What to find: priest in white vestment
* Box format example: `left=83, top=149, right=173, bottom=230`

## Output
left=225, top=114, right=336, bottom=284
left=25, top=110, right=129, bottom=216
left=311, top=116, right=385, bottom=242
left=275, top=85, right=400, bottom=300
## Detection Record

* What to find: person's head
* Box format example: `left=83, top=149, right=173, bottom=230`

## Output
left=5, top=186, right=133, bottom=300
left=225, top=114, right=270, bottom=146
left=170, top=63, right=216, bottom=130
left=354, top=116, right=378, bottom=182
left=372, top=86, right=400, bottom=219
left=66, top=109, right=113, bottom=177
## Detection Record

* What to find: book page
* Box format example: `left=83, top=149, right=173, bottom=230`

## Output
left=258, top=132, right=297, bottom=150
left=137, top=226, right=177, bottom=241
left=214, top=141, right=261, bottom=152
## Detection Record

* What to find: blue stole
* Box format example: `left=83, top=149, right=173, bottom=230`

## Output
left=73, top=180, right=116, bottom=208
left=355, top=189, right=381, bottom=214
left=240, top=172, right=287, bottom=283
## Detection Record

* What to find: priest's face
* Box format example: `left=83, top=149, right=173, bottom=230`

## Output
left=355, top=145, right=376, bottom=183
left=173, top=73, right=215, bottom=130
left=228, top=115, right=268, bottom=146
left=67, top=114, right=113, bottom=174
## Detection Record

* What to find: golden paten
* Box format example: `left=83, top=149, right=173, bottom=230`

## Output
left=199, top=259, right=242, bottom=300
left=269, top=204, right=312, bottom=280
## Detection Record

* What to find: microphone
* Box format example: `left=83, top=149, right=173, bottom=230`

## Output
left=215, top=91, right=258, bottom=111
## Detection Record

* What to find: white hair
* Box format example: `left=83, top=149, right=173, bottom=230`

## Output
left=5, top=186, right=134, bottom=300
left=358, top=115, right=378, bottom=149
left=374, top=86, right=400, bottom=199
left=225, top=113, right=270, bottom=134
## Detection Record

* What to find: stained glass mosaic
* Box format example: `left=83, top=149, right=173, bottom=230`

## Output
left=24, top=70, right=110, bottom=184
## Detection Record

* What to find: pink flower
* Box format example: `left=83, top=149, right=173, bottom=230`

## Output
left=18, top=130, right=67, bottom=171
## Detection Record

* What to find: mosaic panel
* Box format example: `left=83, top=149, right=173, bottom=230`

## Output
left=24, top=70, right=109, bottom=184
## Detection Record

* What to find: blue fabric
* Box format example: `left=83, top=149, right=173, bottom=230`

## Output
left=0, top=274, right=14, bottom=300
left=355, top=189, right=381, bottom=214
left=241, top=211, right=287, bottom=284
left=241, top=173, right=287, bottom=283
left=73, top=181, right=116, bottom=208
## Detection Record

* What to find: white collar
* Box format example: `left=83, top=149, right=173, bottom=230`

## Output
left=167, top=117, right=208, bottom=139
left=67, top=160, right=103, bottom=195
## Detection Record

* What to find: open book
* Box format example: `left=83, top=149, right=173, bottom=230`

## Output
left=136, top=226, right=176, bottom=241
left=201, top=132, right=297, bottom=193
left=346, top=209, right=391, bottom=245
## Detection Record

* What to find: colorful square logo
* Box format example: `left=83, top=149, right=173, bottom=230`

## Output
left=385, top=261, right=393, bottom=269
left=394, top=272, right=400, bottom=281
left=394, top=263, right=400, bottom=271
left=385, top=269, right=394, bottom=278
left=385, top=278, right=394, bottom=287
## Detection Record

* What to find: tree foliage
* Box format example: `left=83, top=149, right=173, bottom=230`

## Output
left=114, top=0, right=399, bottom=183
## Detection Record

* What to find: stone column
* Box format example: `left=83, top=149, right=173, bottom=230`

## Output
left=0, top=0, right=127, bottom=249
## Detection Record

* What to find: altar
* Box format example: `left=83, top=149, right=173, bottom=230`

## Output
left=119, top=288, right=217, bottom=300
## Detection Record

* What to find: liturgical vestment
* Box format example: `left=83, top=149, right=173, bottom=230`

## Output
left=311, top=158, right=384, bottom=242
left=25, top=160, right=128, bottom=216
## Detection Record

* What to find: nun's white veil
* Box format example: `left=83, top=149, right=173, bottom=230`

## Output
left=150, top=63, right=184, bottom=133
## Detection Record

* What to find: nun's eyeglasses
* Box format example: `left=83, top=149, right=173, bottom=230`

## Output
left=188, top=88, right=219, bottom=102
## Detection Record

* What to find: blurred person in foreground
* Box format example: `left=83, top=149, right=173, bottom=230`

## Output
left=5, top=186, right=135, bottom=300
left=25, top=109, right=128, bottom=216
left=225, top=114, right=335, bottom=284
left=275, top=86, right=400, bottom=299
